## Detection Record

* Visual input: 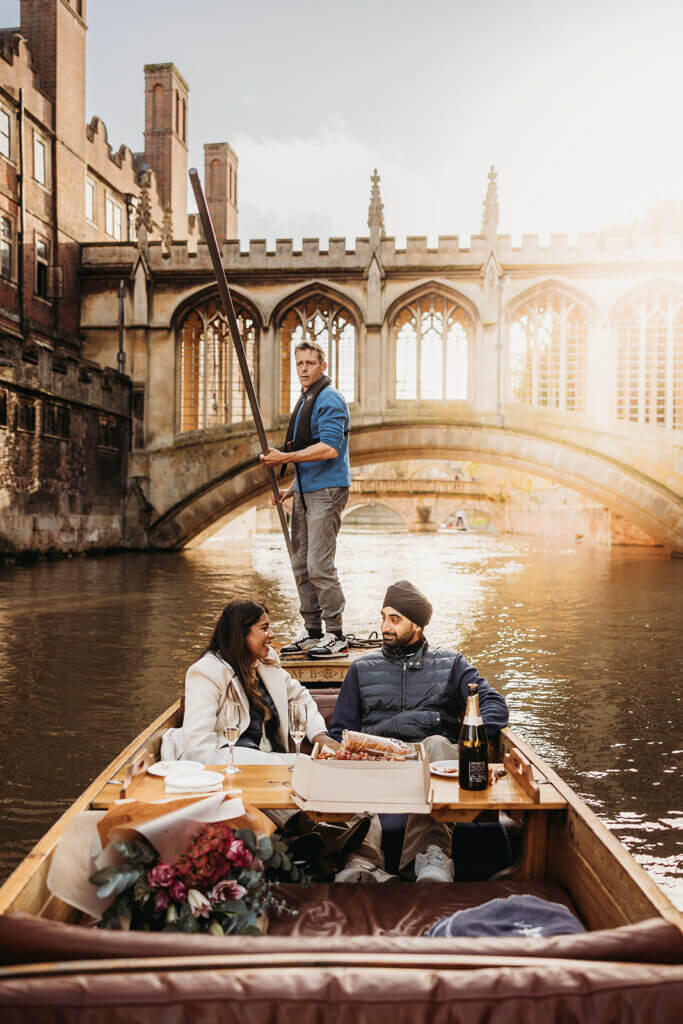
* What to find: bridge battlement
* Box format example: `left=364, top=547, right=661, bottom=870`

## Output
left=81, top=227, right=683, bottom=276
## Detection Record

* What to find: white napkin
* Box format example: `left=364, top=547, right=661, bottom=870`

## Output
left=164, top=769, right=224, bottom=794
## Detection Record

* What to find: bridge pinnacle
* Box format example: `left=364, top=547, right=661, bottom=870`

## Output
left=481, top=164, right=500, bottom=243
left=368, top=168, right=385, bottom=247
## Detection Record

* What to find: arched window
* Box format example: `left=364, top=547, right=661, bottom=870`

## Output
left=616, top=291, right=683, bottom=429
left=178, top=297, right=258, bottom=433
left=151, top=84, right=164, bottom=131
left=279, top=294, right=356, bottom=413
left=392, top=292, right=469, bottom=400
left=509, top=293, right=587, bottom=411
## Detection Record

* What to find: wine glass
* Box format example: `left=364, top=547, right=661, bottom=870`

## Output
left=288, top=699, right=307, bottom=768
left=221, top=698, right=242, bottom=777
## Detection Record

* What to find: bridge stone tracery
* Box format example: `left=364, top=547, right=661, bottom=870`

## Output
left=78, top=169, right=683, bottom=553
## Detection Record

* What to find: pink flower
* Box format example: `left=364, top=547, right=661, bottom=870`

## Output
left=227, top=839, right=253, bottom=868
left=207, top=879, right=247, bottom=904
left=154, top=889, right=170, bottom=911
left=169, top=880, right=187, bottom=904
left=147, top=863, right=175, bottom=889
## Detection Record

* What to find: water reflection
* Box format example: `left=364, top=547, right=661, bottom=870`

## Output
left=0, top=533, right=681, bottom=908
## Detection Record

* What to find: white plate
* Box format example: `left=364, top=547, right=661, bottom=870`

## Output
left=147, top=760, right=204, bottom=777
left=430, top=760, right=460, bottom=779
left=166, top=770, right=224, bottom=790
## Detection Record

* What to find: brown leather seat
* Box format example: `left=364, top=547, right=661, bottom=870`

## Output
left=1, top=911, right=682, bottom=1023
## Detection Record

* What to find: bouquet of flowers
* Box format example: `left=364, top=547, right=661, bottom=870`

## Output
left=89, top=821, right=309, bottom=935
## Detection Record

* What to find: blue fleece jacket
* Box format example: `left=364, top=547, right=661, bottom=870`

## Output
left=293, top=385, right=351, bottom=492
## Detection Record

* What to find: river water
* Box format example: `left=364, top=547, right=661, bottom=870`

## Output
left=1, top=532, right=681, bottom=909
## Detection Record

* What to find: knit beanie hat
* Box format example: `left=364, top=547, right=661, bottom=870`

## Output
left=382, top=580, right=433, bottom=628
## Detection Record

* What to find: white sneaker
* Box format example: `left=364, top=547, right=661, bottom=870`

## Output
left=334, top=858, right=397, bottom=884
left=280, top=632, right=322, bottom=656
left=415, top=844, right=454, bottom=883
left=308, top=633, right=349, bottom=659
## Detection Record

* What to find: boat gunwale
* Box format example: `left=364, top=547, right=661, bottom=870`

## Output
left=2, top=951, right=683, bottom=981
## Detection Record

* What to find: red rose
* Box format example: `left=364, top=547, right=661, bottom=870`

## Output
left=147, top=863, right=175, bottom=888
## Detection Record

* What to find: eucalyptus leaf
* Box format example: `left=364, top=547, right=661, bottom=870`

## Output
left=88, top=865, right=119, bottom=886
left=257, top=836, right=274, bottom=861
left=234, top=828, right=258, bottom=854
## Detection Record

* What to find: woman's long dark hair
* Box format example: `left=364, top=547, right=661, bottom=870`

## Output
left=207, top=600, right=270, bottom=714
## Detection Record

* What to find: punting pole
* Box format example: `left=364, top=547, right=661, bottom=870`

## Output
left=188, top=168, right=294, bottom=561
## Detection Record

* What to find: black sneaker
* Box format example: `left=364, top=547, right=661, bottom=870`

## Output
left=280, top=632, right=321, bottom=657
left=308, top=633, right=349, bottom=659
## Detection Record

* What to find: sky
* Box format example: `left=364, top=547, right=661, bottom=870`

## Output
left=2, top=0, right=683, bottom=246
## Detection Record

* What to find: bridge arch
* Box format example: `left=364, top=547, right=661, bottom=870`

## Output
left=610, top=280, right=683, bottom=432
left=342, top=500, right=411, bottom=530
left=505, top=278, right=601, bottom=325
left=386, top=283, right=476, bottom=402
left=171, top=282, right=266, bottom=332
left=174, top=290, right=262, bottom=434
left=147, top=420, right=683, bottom=553
left=273, top=284, right=362, bottom=413
left=505, top=284, right=594, bottom=414
left=384, top=280, right=481, bottom=327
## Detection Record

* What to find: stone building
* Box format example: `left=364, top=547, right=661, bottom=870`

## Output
left=79, top=165, right=683, bottom=553
left=0, top=0, right=232, bottom=555
left=2, top=2, right=682, bottom=557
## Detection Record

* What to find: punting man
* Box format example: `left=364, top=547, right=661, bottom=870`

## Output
left=260, top=340, right=351, bottom=660
left=329, top=579, right=510, bottom=882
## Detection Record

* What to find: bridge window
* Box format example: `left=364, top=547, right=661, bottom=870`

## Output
left=279, top=295, right=356, bottom=413
left=510, top=294, right=587, bottom=411
left=178, top=297, right=258, bottom=433
left=392, top=293, right=469, bottom=400
left=616, top=292, right=683, bottom=430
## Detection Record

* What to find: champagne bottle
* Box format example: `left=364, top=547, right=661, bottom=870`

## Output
left=458, top=682, right=488, bottom=790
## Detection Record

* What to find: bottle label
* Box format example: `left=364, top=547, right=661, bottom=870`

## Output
left=468, top=761, right=488, bottom=786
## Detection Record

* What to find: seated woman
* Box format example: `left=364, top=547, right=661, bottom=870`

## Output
left=172, top=599, right=334, bottom=765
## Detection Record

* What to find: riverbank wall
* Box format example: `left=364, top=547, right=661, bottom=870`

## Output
left=0, top=335, right=138, bottom=560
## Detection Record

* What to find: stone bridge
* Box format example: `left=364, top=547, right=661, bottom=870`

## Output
left=138, top=411, right=683, bottom=553
left=343, top=479, right=506, bottom=532
left=78, top=171, right=683, bottom=553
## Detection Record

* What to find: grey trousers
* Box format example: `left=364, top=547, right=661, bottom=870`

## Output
left=291, top=487, right=348, bottom=634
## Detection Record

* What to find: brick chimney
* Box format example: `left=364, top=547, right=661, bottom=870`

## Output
left=144, top=63, right=188, bottom=241
left=204, top=142, right=238, bottom=241
left=20, top=0, right=86, bottom=158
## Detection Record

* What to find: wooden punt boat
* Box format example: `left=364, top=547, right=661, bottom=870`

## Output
left=1, top=656, right=682, bottom=1022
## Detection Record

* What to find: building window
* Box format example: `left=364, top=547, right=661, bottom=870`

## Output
left=43, top=402, right=70, bottom=439
left=85, top=178, right=96, bottom=223
left=509, top=293, right=588, bottom=412
left=98, top=415, right=121, bottom=449
left=0, top=389, right=7, bottom=427
left=105, top=194, right=122, bottom=239
left=279, top=294, right=356, bottom=413
left=16, top=399, right=36, bottom=432
left=178, top=296, right=258, bottom=433
left=35, top=236, right=49, bottom=298
left=182, top=98, right=187, bottom=142
left=0, top=216, right=12, bottom=279
left=0, top=108, right=10, bottom=159
left=616, top=290, right=683, bottom=430
left=392, top=292, right=469, bottom=401
left=34, top=134, right=46, bottom=185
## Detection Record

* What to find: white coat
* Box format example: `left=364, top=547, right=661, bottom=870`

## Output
left=178, top=649, right=327, bottom=765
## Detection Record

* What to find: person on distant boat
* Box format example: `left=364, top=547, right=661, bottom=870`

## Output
left=260, top=340, right=351, bottom=661
left=329, top=579, right=509, bottom=883
left=161, top=600, right=336, bottom=765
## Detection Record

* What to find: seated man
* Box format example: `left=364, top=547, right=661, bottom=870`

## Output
left=329, top=579, right=509, bottom=883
